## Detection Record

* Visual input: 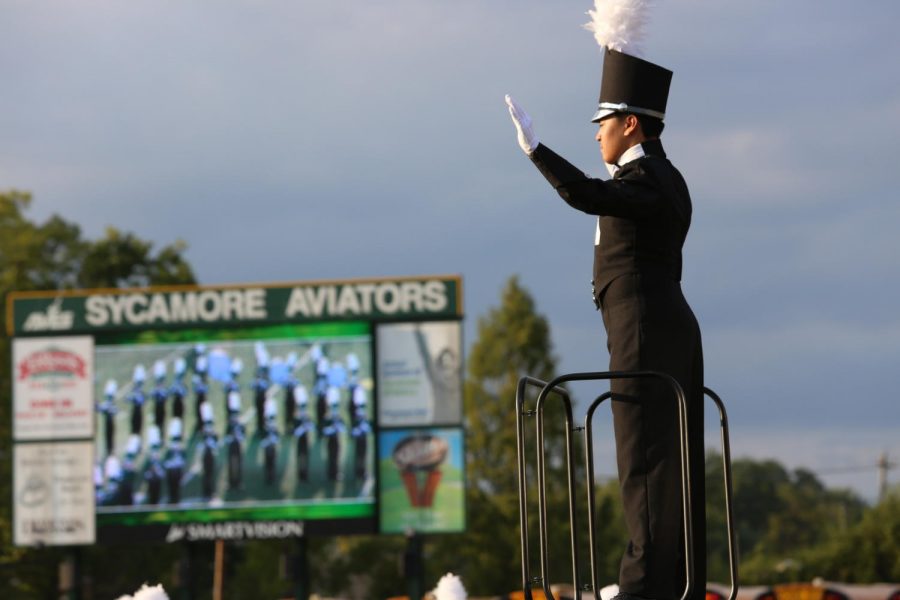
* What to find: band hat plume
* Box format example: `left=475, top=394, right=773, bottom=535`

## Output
left=584, top=0, right=672, bottom=123
left=432, top=572, right=467, bottom=600
left=585, top=0, right=651, bottom=56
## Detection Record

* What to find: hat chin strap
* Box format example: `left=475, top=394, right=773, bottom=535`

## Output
left=593, top=102, right=666, bottom=122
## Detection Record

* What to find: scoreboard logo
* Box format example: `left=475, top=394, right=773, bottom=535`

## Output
left=22, top=298, right=74, bottom=332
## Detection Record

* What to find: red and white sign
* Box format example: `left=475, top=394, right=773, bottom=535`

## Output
left=13, top=336, right=94, bottom=440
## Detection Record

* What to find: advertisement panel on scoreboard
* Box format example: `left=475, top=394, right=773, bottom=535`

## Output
left=13, top=336, right=95, bottom=440
left=376, top=321, right=462, bottom=426
left=14, top=441, right=96, bottom=546
left=377, top=427, right=465, bottom=534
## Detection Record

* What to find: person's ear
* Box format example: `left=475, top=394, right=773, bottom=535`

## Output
left=624, top=114, right=640, bottom=136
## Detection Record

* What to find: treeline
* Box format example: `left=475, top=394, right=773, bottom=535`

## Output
left=1, top=195, right=897, bottom=598
left=706, top=455, right=898, bottom=585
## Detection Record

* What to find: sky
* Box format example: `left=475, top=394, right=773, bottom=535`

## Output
left=2, top=0, right=899, bottom=501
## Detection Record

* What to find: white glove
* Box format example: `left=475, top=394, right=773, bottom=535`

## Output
left=505, top=94, right=539, bottom=155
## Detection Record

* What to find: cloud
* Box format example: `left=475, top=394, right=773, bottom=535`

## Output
left=673, top=126, right=834, bottom=207
left=708, top=317, right=900, bottom=371
left=725, top=425, right=900, bottom=502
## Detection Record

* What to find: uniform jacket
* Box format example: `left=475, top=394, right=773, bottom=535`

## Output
left=529, top=139, right=691, bottom=302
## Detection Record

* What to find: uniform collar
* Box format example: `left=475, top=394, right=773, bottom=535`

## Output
left=605, top=139, right=666, bottom=176
left=605, top=143, right=644, bottom=176
left=618, top=142, right=646, bottom=167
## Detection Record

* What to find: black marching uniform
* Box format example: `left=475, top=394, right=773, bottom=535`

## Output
left=530, top=137, right=706, bottom=600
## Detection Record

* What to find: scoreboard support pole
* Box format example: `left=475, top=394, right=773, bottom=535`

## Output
left=292, top=535, right=310, bottom=600
left=58, top=547, right=83, bottom=600
left=404, top=531, right=424, bottom=600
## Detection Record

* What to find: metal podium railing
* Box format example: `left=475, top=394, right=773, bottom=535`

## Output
left=515, top=371, right=738, bottom=600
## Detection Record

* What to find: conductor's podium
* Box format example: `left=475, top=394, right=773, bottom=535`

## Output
left=515, top=371, right=739, bottom=600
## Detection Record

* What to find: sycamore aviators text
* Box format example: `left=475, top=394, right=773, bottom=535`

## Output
left=82, top=280, right=450, bottom=327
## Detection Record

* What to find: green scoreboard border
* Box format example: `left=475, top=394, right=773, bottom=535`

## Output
left=8, top=274, right=464, bottom=544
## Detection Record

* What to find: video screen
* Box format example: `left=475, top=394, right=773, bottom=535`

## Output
left=92, top=322, right=375, bottom=529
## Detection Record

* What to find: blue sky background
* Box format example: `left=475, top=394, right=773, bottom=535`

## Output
left=3, top=1, right=898, bottom=500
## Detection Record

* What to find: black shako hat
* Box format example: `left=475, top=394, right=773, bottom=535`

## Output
left=591, top=48, right=672, bottom=123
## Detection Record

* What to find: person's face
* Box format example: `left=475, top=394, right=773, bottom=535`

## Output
left=595, top=113, right=637, bottom=165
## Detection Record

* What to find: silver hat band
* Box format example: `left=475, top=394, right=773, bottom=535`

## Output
left=594, top=102, right=666, bottom=121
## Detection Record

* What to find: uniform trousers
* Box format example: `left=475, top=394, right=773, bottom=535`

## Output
left=599, top=272, right=706, bottom=600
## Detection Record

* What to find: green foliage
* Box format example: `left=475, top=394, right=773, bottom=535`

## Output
left=806, top=492, right=900, bottom=582
left=427, top=275, right=584, bottom=594
left=464, top=274, right=558, bottom=496
left=0, top=191, right=84, bottom=292
left=311, top=535, right=408, bottom=599
left=80, top=228, right=195, bottom=289
left=0, top=192, right=195, bottom=295
left=0, top=191, right=196, bottom=599
left=82, top=542, right=186, bottom=599
left=704, top=454, right=870, bottom=585
left=587, top=477, right=628, bottom=585
left=228, top=539, right=304, bottom=600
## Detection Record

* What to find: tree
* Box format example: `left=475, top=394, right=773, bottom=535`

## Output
left=0, top=191, right=85, bottom=293
left=0, top=192, right=196, bottom=295
left=425, top=275, right=583, bottom=595
left=80, top=227, right=195, bottom=288
left=810, top=491, right=900, bottom=582
left=703, top=453, right=868, bottom=585
left=465, top=275, right=558, bottom=496
left=0, top=191, right=196, bottom=599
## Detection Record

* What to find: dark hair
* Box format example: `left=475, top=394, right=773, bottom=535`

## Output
left=635, top=114, right=665, bottom=138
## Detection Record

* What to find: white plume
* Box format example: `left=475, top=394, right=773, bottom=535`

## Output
left=316, top=357, right=330, bottom=376
left=116, top=584, right=169, bottom=600
left=254, top=341, right=270, bottom=367
left=433, top=572, right=467, bottom=600
left=326, top=386, right=340, bottom=407
left=104, top=455, right=122, bottom=479
left=200, top=401, right=214, bottom=424
left=293, top=385, right=308, bottom=405
left=264, top=396, right=278, bottom=418
left=153, top=360, right=166, bottom=380
left=353, top=386, right=367, bottom=407
left=147, top=425, right=162, bottom=448
left=168, top=417, right=183, bottom=440
left=228, top=390, right=242, bottom=412
left=126, top=434, right=141, bottom=456
left=584, top=0, right=651, bottom=57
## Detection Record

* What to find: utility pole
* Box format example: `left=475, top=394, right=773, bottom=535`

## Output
left=876, top=451, right=895, bottom=502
